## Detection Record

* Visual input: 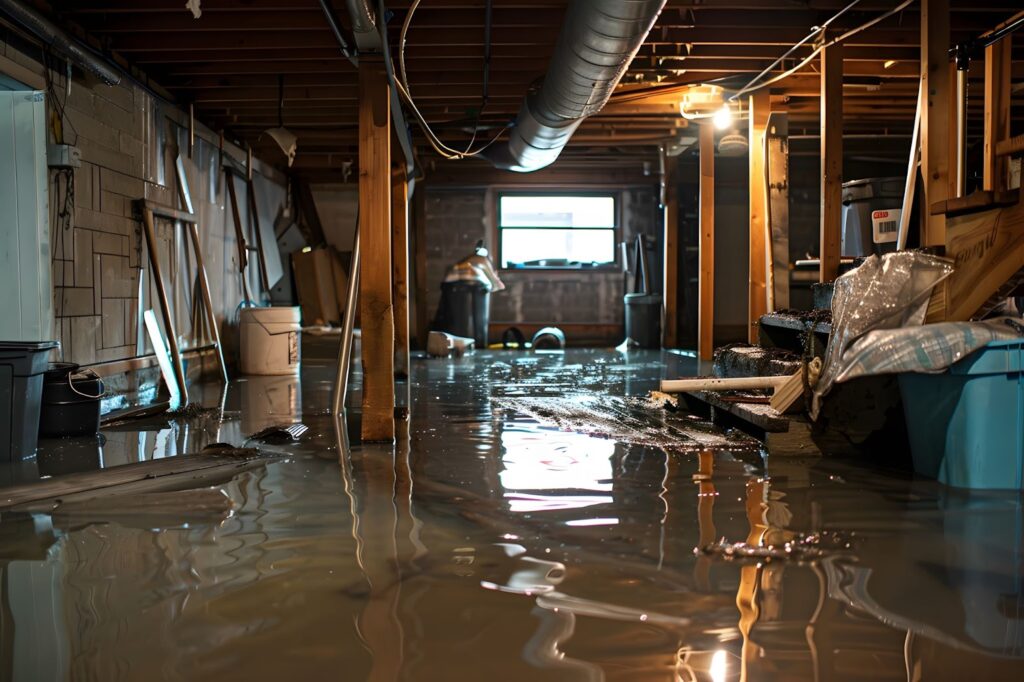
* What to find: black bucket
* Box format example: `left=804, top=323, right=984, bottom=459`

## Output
left=39, top=363, right=104, bottom=438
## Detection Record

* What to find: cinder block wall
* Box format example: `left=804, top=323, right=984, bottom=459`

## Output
left=1, top=36, right=287, bottom=368
left=423, top=186, right=662, bottom=343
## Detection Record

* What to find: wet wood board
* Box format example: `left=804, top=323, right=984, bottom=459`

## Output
left=0, top=450, right=278, bottom=512
left=493, top=394, right=760, bottom=452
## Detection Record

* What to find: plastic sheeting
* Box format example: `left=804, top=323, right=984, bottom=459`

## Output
left=812, top=252, right=954, bottom=418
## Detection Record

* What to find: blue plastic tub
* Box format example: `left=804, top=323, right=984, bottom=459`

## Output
left=898, top=339, right=1024, bottom=489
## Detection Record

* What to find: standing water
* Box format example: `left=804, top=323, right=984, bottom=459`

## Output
left=0, top=339, right=1022, bottom=680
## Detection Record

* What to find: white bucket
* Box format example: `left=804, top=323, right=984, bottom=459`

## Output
left=239, top=306, right=301, bottom=375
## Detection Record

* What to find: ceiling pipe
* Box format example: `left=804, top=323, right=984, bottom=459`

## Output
left=0, top=0, right=120, bottom=85
left=486, top=0, right=666, bottom=172
left=345, top=0, right=381, bottom=52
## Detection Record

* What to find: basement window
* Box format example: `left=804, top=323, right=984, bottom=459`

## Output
left=498, top=193, right=618, bottom=269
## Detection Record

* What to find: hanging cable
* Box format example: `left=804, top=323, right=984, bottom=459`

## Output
left=393, top=0, right=506, bottom=159
left=730, top=0, right=914, bottom=101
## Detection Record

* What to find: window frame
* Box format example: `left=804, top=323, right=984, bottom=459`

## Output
left=494, top=189, right=621, bottom=272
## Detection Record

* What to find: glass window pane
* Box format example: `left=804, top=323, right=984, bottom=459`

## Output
left=499, top=195, right=615, bottom=228
left=501, top=228, right=615, bottom=267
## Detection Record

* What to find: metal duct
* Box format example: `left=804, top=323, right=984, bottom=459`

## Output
left=0, top=0, right=120, bottom=85
left=487, top=0, right=665, bottom=172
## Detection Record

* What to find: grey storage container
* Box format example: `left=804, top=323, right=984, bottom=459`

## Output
left=841, top=177, right=905, bottom=257
left=1, top=341, right=59, bottom=461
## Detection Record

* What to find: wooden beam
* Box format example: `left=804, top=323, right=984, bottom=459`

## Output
left=698, top=123, right=715, bottom=361
left=392, top=164, right=410, bottom=380
left=983, top=38, right=1012, bottom=192
left=767, top=113, right=790, bottom=307
left=748, top=90, right=770, bottom=343
left=921, top=0, right=950, bottom=246
left=358, top=58, right=395, bottom=442
left=820, top=43, right=843, bottom=283
left=662, top=148, right=680, bottom=348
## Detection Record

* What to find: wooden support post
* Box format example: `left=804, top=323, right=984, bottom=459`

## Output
left=358, top=58, right=395, bottom=442
left=820, top=43, right=843, bottom=283
left=766, top=113, right=789, bottom=309
left=748, top=90, right=770, bottom=343
left=921, top=0, right=950, bottom=246
left=391, top=164, right=410, bottom=381
left=698, top=124, right=715, bottom=361
left=662, top=147, right=680, bottom=348
left=983, top=38, right=1011, bottom=193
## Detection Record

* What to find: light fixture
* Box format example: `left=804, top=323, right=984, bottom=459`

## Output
left=263, top=75, right=297, bottom=167
left=883, top=59, right=897, bottom=69
left=679, top=84, right=724, bottom=120
left=712, top=104, right=733, bottom=130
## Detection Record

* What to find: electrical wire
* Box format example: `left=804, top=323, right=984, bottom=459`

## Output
left=394, top=0, right=506, bottom=159
left=730, top=0, right=915, bottom=101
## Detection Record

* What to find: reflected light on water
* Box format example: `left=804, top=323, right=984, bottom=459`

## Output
left=500, top=425, right=616, bottom=514
left=710, top=649, right=727, bottom=682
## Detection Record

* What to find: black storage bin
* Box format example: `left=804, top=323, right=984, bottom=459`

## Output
left=624, top=293, right=662, bottom=349
left=435, top=281, right=491, bottom=348
left=0, top=341, right=60, bottom=461
left=39, top=363, right=103, bottom=438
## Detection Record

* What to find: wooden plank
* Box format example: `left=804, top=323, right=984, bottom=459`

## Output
left=698, top=123, right=715, bottom=361
left=662, top=148, right=680, bottom=348
left=358, top=58, right=395, bottom=442
left=141, top=208, right=189, bottom=404
left=748, top=90, right=770, bottom=344
left=983, top=39, right=1011, bottom=192
left=926, top=198, right=1024, bottom=323
left=820, top=43, right=843, bottom=283
left=767, top=112, right=789, bottom=308
left=392, top=164, right=411, bottom=379
left=133, top=198, right=195, bottom=224
left=996, top=134, right=1024, bottom=159
left=921, top=0, right=950, bottom=246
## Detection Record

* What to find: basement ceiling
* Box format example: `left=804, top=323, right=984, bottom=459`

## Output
left=30, top=0, right=1024, bottom=179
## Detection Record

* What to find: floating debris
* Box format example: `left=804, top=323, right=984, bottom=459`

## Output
left=493, top=394, right=758, bottom=451
left=696, top=530, right=856, bottom=563
left=247, top=423, right=309, bottom=444
left=168, top=402, right=221, bottom=419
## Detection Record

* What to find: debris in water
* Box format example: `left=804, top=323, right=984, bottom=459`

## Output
left=697, top=530, right=856, bottom=563
left=647, top=390, right=678, bottom=411
left=168, top=402, right=221, bottom=419
left=247, top=423, right=309, bottom=444
left=493, top=394, right=759, bottom=451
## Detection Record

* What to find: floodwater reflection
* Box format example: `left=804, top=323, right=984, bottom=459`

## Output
left=0, top=345, right=1021, bottom=680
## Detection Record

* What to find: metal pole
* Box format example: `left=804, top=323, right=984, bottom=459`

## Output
left=333, top=227, right=361, bottom=415
left=954, top=48, right=969, bottom=198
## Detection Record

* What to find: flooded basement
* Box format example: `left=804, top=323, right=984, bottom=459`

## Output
left=1, top=338, right=1022, bottom=680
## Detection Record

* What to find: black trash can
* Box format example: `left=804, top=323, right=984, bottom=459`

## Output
left=0, top=341, right=60, bottom=461
left=435, top=281, right=491, bottom=348
left=39, top=362, right=104, bottom=438
left=624, top=293, right=662, bottom=349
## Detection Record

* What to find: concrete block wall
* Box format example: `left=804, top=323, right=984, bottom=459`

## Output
left=1, top=36, right=287, bottom=368
left=423, top=186, right=662, bottom=333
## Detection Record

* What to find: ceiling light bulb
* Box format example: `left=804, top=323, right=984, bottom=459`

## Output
left=712, top=105, right=732, bottom=130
